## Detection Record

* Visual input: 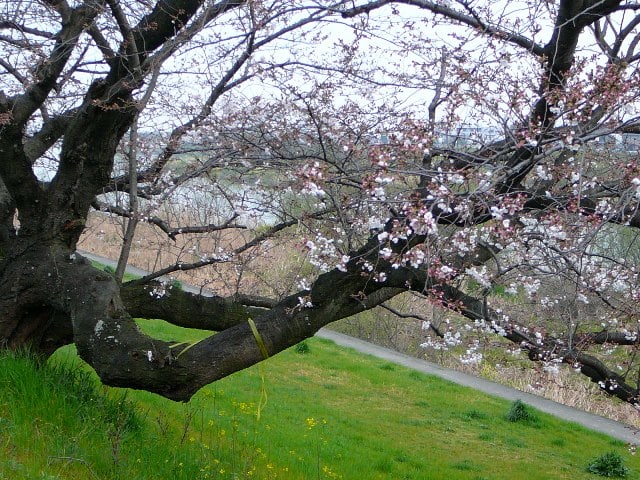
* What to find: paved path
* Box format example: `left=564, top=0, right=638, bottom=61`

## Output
left=80, top=250, right=640, bottom=444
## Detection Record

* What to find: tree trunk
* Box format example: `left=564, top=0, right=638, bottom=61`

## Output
left=0, top=244, right=71, bottom=355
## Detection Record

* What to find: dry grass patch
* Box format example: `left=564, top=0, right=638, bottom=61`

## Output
left=79, top=212, right=305, bottom=298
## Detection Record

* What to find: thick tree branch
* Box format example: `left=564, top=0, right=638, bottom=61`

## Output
left=23, top=109, right=78, bottom=163
left=579, top=330, right=640, bottom=346
left=0, top=21, right=56, bottom=39
left=87, top=24, right=116, bottom=63
left=120, top=281, right=269, bottom=330
left=10, top=2, right=104, bottom=125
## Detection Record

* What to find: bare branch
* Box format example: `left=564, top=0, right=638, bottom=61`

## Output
left=90, top=199, right=245, bottom=240
left=0, top=21, right=55, bottom=39
left=380, top=303, right=444, bottom=337
left=126, top=218, right=301, bottom=284
left=341, top=0, right=545, bottom=55
left=10, top=2, right=104, bottom=125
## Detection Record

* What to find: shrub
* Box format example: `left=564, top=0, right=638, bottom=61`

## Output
left=294, top=341, right=310, bottom=354
left=505, top=399, right=539, bottom=425
left=587, top=452, right=629, bottom=477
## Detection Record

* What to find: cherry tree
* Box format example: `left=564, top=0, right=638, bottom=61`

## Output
left=2, top=0, right=640, bottom=407
left=332, top=0, right=640, bottom=406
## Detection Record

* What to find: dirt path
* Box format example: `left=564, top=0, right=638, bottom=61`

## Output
left=80, top=250, right=640, bottom=444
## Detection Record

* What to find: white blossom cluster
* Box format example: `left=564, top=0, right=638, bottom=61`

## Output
left=303, top=233, right=341, bottom=272
left=542, top=358, right=562, bottom=375
left=297, top=295, right=313, bottom=308
left=465, top=266, right=492, bottom=288
left=460, top=341, right=483, bottom=365
left=147, top=279, right=175, bottom=299
left=419, top=331, right=462, bottom=350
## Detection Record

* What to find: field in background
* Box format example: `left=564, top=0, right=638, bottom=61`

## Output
left=2, top=329, right=639, bottom=479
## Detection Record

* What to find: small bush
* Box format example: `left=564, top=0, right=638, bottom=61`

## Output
left=294, top=341, right=310, bottom=354
left=587, top=452, right=629, bottom=477
left=505, top=399, right=539, bottom=425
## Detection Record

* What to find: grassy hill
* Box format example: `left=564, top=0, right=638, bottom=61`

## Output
left=1, top=320, right=638, bottom=479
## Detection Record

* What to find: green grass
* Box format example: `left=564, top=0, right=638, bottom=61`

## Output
left=90, top=260, right=139, bottom=283
left=1, top=322, right=639, bottom=479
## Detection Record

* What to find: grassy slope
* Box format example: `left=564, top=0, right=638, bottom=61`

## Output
left=1, top=320, right=638, bottom=480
